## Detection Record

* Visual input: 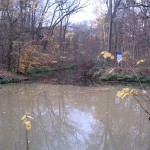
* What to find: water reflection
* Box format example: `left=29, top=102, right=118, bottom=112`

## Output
left=0, top=83, right=149, bottom=150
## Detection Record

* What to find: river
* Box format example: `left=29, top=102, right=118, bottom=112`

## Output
left=0, top=83, right=149, bottom=150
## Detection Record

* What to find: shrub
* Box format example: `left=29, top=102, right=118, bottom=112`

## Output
left=117, top=74, right=126, bottom=81
left=107, top=73, right=119, bottom=80
left=62, top=65, right=77, bottom=70
left=99, top=75, right=109, bottom=81
left=140, top=77, right=150, bottom=83
left=0, top=79, right=9, bottom=84
left=124, top=75, right=135, bottom=82
left=41, top=67, right=53, bottom=72
left=26, top=67, right=38, bottom=75
left=11, top=77, right=22, bottom=83
left=102, top=61, right=112, bottom=68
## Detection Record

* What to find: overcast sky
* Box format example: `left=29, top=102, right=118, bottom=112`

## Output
left=70, top=0, right=96, bottom=23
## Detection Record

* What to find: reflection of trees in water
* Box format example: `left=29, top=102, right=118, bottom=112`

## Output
left=0, top=84, right=150, bottom=150
left=0, top=86, right=26, bottom=150
left=0, top=84, right=85, bottom=150
left=33, top=91, right=85, bottom=150
left=86, top=90, right=150, bottom=150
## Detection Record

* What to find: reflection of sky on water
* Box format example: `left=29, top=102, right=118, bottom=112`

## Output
left=69, top=107, right=96, bottom=137
left=69, top=108, right=95, bottom=132
left=0, top=83, right=150, bottom=150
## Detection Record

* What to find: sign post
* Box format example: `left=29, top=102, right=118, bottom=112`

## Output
left=116, top=52, right=122, bottom=63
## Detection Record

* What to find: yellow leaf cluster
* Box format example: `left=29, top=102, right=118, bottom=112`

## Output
left=19, top=48, right=40, bottom=73
left=116, top=88, right=139, bottom=99
left=21, top=114, right=34, bottom=131
left=130, top=89, right=139, bottom=95
left=19, top=46, right=52, bottom=73
left=136, top=59, right=146, bottom=65
left=100, top=51, right=115, bottom=60
left=25, top=121, right=32, bottom=131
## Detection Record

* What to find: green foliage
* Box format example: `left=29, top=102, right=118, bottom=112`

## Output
left=116, top=74, right=126, bottom=81
left=92, top=69, right=107, bottom=79
left=132, top=74, right=150, bottom=83
left=26, top=65, right=77, bottom=76
left=107, top=73, right=120, bottom=80
left=99, top=75, right=109, bottom=81
left=87, top=67, right=101, bottom=77
left=0, top=76, right=22, bottom=84
left=124, top=75, right=135, bottom=82
left=140, top=77, right=150, bottom=83
left=136, top=74, right=145, bottom=80
left=62, top=65, right=77, bottom=70
left=102, top=60, right=112, bottom=68
left=10, top=77, right=22, bottom=83
left=97, top=72, right=150, bottom=83
left=0, top=79, right=9, bottom=84
left=99, top=73, right=126, bottom=81
left=42, top=67, right=53, bottom=72
left=26, top=67, right=49, bottom=74
left=26, top=67, right=39, bottom=75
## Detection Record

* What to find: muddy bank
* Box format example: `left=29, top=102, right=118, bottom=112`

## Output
left=1, top=66, right=150, bottom=88
left=34, top=69, right=94, bottom=86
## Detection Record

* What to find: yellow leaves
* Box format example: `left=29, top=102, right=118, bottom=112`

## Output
left=110, top=55, right=115, bottom=60
left=100, top=51, right=115, bottom=60
left=103, top=52, right=111, bottom=59
left=21, top=114, right=34, bottom=131
left=21, top=115, right=27, bottom=121
left=21, top=115, right=28, bottom=124
left=101, top=51, right=106, bottom=55
left=25, top=121, right=32, bottom=131
left=26, top=115, right=34, bottom=120
left=19, top=47, right=40, bottom=73
left=19, top=43, right=58, bottom=73
left=116, top=88, right=129, bottom=98
left=130, top=89, right=139, bottom=95
left=136, top=59, right=146, bottom=65
left=116, top=88, right=139, bottom=99
left=123, top=88, right=130, bottom=93
left=121, top=93, right=130, bottom=99
left=116, top=51, right=146, bottom=66
left=116, top=91, right=125, bottom=98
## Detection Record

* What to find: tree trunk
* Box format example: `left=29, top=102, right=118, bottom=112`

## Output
left=7, top=40, right=13, bottom=71
left=108, top=0, right=113, bottom=53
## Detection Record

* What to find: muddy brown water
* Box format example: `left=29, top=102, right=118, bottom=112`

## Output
left=0, top=83, right=150, bottom=150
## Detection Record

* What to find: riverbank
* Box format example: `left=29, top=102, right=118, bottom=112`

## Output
left=0, top=69, right=28, bottom=84
left=0, top=66, right=150, bottom=87
left=88, top=66, right=150, bottom=85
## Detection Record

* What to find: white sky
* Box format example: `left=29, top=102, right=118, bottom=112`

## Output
left=70, top=0, right=96, bottom=23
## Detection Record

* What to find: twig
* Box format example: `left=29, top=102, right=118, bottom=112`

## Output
left=133, top=95, right=150, bottom=116
left=26, top=130, right=29, bottom=150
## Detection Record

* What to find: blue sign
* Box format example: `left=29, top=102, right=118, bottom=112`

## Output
left=116, top=52, right=122, bottom=63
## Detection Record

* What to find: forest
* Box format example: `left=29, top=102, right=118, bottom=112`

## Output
left=0, top=0, right=149, bottom=78
left=0, top=1, right=150, bottom=150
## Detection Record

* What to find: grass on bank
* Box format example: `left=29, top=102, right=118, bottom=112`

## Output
left=96, top=72, right=150, bottom=83
left=26, top=65, right=77, bottom=75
